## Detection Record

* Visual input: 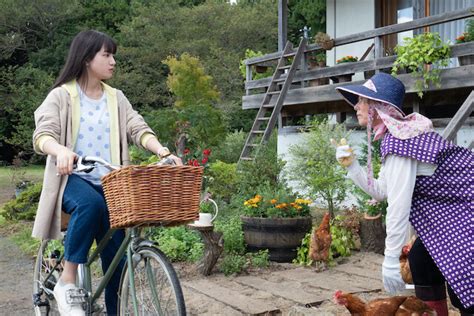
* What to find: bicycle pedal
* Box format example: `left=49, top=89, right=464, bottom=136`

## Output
left=65, top=288, right=87, bottom=304
left=91, top=303, right=104, bottom=313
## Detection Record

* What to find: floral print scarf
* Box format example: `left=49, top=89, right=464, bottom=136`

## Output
left=365, top=102, right=434, bottom=187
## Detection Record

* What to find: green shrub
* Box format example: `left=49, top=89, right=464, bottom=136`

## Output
left=11, top=224, right=41, bottom=256
left=237, top=132, right=285, bottom=197
left=212, top=131, right=247, bottom=164
left=214, top=216, right=245, bottom=255
left=330, top=215, right=355, bottom=258
left=150, top=226, right=203, bottom=262
left=287, top=119, right=350, bottom=217
left=353, top=140, right=388, bottom=219
left=293, top=232, right=313, bottom=266
left=207, top=161, right=238, bottom=201
left=1, top=182, right=42, bottom=221
left=248, top=249, right=269, bottom=268
left=219, top=253, right=248, bottom=276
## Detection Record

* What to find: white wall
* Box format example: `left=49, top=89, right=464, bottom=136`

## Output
left=278, top=125, right=474, bottom=208
left=326, top=0, right=375, bottom=80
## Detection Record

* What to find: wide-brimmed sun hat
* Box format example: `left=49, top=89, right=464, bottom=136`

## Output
left=335, top=73, right=406, bottom=115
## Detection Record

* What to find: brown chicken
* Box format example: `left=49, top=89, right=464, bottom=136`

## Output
left=309, top=213, right=331, bottom=263
left=333, top=290, right=436, bottom=316
left=400, top=236, right=416, bottom=284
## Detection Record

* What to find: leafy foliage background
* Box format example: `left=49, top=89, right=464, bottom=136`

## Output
left=0, top=0, right=325, bottom=163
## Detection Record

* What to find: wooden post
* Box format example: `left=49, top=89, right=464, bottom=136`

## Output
left=188, top=225, right=223, bottom=276
left=246, top=64, right=252, bottom=96
left=360, top=213, right=386, bottom=255
left=374, top=36, right=383, bottom=73
left=278, top=0, right=288, bottom=52
left=413, top=0, right=427, bottom=35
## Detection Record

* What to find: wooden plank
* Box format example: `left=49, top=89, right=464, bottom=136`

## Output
left=242, top=65, right=474, bottom=110
left=278, top=0, right=287, bottom=52
left=181, top=285, right=243, bottom=316
left=244, top=8, right=474, bottom=65
left=245, top=42, right=474, bottom=90
left=182, top=279, right=281, bottom=314
left=441, top=91, right=474, bottom=141
left=234, top=274, right=332, bottom=304
left=275, top=267, right=379, bottom=292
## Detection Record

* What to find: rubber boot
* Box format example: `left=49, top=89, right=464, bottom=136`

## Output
left=423, top=299, right=448, bottom=316
left=415, top=285, right=448, bottom=316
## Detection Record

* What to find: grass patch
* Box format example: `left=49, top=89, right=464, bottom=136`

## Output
left=0, top=220, right=39, bottom=257
left=10, top=221, right=40, bottom=257
left=0, top=165, right=44, bottom=204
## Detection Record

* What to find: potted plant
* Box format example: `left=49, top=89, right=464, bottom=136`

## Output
left=241, top=185, right=313, bottom=263
left=314, top=32, right=334, bottom=51
left=455, top=18, right=474, bottom=65
left=391, top=32, right=451, bottom=98
left=239, top=49, right=273, bottom=81
left=331, top=56, right=358, bottom=83
left=308, top=52, right=329, bottom=86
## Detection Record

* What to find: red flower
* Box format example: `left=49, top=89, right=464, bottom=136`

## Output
left=201, top=157, right=208, bottom=165
left=202, top=149, right=211, bottom=156
left=184, top=148, right=190, bottom=155
left=192, top=159, right=200, bottom=166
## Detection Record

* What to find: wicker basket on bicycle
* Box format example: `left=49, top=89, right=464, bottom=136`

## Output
left=101, top=165, right=204, bottom=228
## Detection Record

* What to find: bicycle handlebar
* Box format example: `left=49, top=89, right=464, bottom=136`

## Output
left=74, top=154, right=177, bottom=173
left=74, top=156, right=120, bottom=173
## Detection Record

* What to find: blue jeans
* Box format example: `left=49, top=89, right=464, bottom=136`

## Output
left=62, top=174, right=125, bottom=315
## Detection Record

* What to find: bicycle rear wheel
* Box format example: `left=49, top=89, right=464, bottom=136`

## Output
left=33, top=239, right=63, bottom=315
left=119, top=246, right=186, bottom=315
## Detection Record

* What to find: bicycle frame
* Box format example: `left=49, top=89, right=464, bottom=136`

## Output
left=36, top=156, right=188, bottom=315
left=83, top=227, right=148, bottom=314
left=40, top=227, right=146, bottom=314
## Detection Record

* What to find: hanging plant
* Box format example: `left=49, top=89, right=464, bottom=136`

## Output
left=391, top=32, right=451, bottom=98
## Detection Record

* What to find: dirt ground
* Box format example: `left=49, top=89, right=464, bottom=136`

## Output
left=0, top=235, right=462, bottom=316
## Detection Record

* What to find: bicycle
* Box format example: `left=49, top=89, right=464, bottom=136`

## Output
left=33, top=156, right=196, bottom=315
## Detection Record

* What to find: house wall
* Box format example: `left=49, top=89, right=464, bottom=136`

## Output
left=278, top=125, right=473, bottom=208
left=326, top=0, right=375, bottom=81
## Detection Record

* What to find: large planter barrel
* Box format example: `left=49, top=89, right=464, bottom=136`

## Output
left=241, top=216, right=312, bottom=263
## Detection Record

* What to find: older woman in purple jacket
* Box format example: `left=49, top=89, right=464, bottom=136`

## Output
left=334, top=73, right=473, bottom=316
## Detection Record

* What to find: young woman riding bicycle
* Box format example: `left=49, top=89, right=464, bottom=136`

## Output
left=32, top=30, right=181, bottom=315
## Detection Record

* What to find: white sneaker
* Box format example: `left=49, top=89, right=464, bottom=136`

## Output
left=53, top=280, right=86, bottom=316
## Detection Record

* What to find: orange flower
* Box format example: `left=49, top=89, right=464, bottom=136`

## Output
left=270, top=199, right=277, bottom=204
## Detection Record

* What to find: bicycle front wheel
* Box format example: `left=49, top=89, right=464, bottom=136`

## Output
left=119, top=246, right=186, bottom=315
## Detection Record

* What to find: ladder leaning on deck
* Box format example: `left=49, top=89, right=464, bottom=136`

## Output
left=239, top=38, right=307, bottom=163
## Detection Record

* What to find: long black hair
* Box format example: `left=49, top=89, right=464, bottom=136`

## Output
left=53, top=30, right=117, bottom=89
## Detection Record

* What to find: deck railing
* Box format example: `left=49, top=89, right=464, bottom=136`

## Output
left=243, top=8, right=474, bottom=95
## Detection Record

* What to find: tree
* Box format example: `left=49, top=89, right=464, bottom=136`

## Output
left=163, top=53, right=220, bottom=108
left=0, top=65, right=53, bottom=161
left=161, top=53, right=226, bottom=153
left=288, top=0, right=326, bottom=43
left=287, top=119, right=349, bottom=217
left=113, top=0, right=277, bottom=109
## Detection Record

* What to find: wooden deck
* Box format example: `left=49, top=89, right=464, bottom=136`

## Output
left=241, top=8, right=474, bottom=116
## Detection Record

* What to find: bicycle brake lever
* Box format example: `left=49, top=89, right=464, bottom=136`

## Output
left=74, top=156, right=95, bottom=173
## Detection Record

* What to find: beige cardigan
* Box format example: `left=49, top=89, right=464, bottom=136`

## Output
left=32, top=81, right=156, bottom=239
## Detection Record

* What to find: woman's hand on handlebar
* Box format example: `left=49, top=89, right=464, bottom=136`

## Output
left=56, top=147, right=78, bottom=175
left=167, top=154, right=183, bottom=166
